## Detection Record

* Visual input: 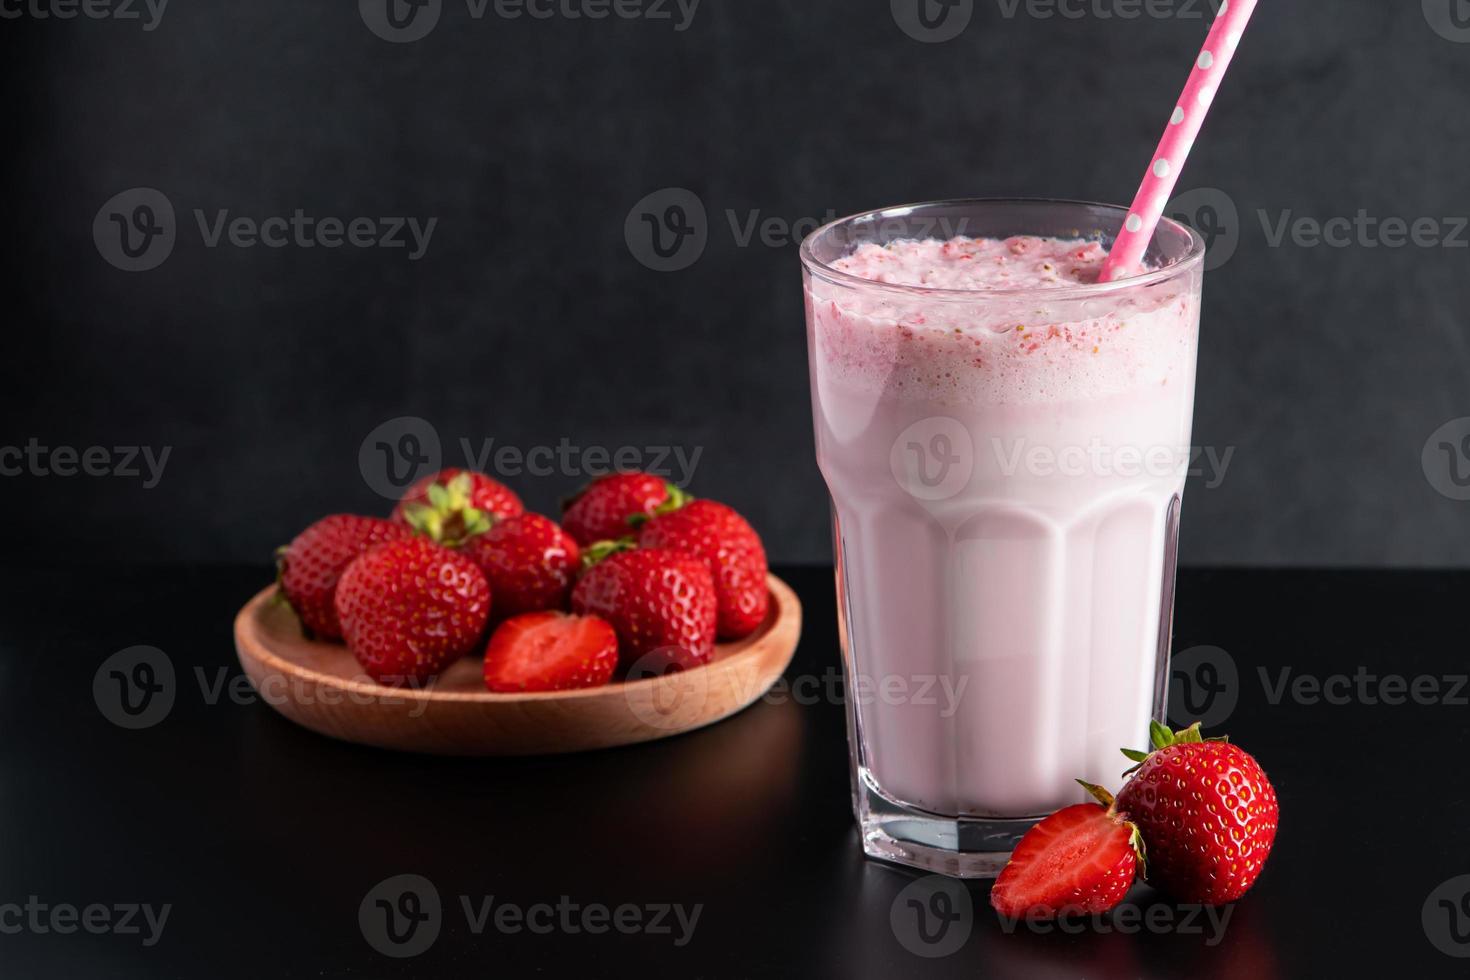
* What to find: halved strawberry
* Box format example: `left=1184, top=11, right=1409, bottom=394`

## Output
left=561, top=472, right=687, bottom=546
left=989, top=784, right=1144, bottom=920
left=483, top=611, right=619, bottom=693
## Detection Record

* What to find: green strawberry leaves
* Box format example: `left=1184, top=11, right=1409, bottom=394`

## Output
left=402, top=472, right=494, bottom=547
left=580, top=537, right=637, bottom=570
left=1121, top=722, right=1230, bottom=776
left=626, top=482, right=693, bottom=529
left=1076, top=779, right=1116, bottom=809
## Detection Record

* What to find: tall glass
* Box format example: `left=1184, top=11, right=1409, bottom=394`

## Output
left=800, top=200, right=1206, bottom=878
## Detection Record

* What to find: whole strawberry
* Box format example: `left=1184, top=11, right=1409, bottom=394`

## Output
left=562, top=473, right=687, bottom=546
left=392, top=468, right=523, bottom=540
left=571, top=547, right=717, bottom=672
left=991, top=783, right=1145, bottom=920
left=1115, top=722, right=1279, bottom=905
left=335, top=537, right=491, bottom=685
left=277, top=515, right=413, bottom=640
left=636, top=499, right=768, bottom=640
left=460, top=513, right=581, bottom=624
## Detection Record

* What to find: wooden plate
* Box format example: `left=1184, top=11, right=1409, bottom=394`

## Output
left=233, top=575, right=801, bottom=755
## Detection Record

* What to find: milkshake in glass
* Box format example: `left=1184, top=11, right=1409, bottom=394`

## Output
left=800, top=200, right=1206, bottom=877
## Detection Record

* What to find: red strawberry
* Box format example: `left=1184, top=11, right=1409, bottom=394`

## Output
left=392, top=469, right=523, bottom=542
left=1114, top=722, right=1279, bottom=905
left=460, top=513, right=580, bottom=624
left=990, top=785, right=1144, bottom=920
left=636, top=499, right=768, bottom=640
left=562, top=473, right=686, bottom=545
left=570, top=547, right=717, bottom=672
left=483, top=611, right=618, bottom=693
left=277, top=515, right=413, bottom=640
left=334, top=537, right=490, bottom=685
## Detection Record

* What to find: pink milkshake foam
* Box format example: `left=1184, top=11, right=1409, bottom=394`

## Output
left=813, top=235, right=1197, bottom=407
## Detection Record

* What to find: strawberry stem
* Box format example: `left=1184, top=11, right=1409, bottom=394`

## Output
left=1122, top=721, right=1230, bottom=776
left=580, top=537, right=636, bottom=570
left=627, top=482, right=693, bottom=528
left=402, top=472, right=494, bottom=547
left=1075, top=779, right=1116, bottom=810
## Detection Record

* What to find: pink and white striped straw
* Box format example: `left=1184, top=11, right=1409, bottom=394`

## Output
left=1097, top=0, right=1259, bottom=282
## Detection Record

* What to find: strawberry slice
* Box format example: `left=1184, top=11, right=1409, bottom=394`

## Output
left=989, top=784, right=1144, bottom=920
left=483, top=611, right=619, bottom=693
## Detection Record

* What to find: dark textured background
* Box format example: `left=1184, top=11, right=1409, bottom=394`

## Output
left=4, top=0, right=1469, bottom=566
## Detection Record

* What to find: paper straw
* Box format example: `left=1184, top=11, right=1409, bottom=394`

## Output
left=1098, top=0, right=1259, bottom=282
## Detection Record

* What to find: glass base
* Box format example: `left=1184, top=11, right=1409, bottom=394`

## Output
left=855, top=771, right=1039, bottom=879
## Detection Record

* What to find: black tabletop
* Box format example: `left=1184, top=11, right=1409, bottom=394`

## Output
left=4, top=564, right=1469, bottom=978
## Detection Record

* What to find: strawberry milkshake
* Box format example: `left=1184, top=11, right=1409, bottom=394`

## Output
left=800, top=200, right=1206, bottom=877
